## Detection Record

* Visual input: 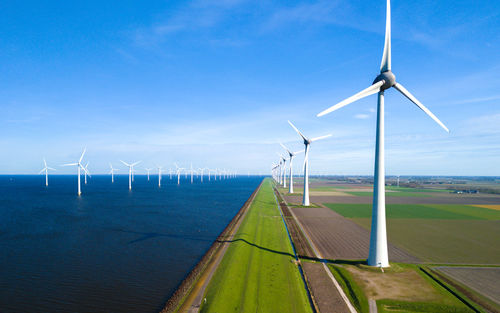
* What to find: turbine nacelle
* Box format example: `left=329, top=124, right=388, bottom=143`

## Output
left=373, top=70, right=396, bottom=91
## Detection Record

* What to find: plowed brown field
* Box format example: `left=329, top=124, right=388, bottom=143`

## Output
left=291, top=205, right=418, bottom=262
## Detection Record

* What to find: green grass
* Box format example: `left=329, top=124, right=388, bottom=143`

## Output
left=376, top=299, right=473, bottom=313
left=326, top=203, right=487, bottom=219
left=386, top=186, right=451, bottom=193
left=200, top=179, right=312, bottom=313
left=327, top=262, right=474, bottom=313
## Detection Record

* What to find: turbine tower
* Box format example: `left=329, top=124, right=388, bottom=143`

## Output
left=121, top=160, right=141, bottom=190
left=109, top=163, right=119, bottom=183
left=62, top=148, right=88, bottom=196
left=39, top=158, right=56, bottom=186
left=277, top=153, right=287, bottom=188
left=317, top=0, right=449, bottom=268
left=157, top=166, right=163, bottom=187
left=280, top=143, right=304, bottom=194
left=145, top=168, right=152, bottom=181
left=175, top=163, right=184, bottom=185
left=288, top=121, right=331, bottom=206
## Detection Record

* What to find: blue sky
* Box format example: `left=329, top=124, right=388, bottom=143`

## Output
left=1, top=0, right=499, bottom=175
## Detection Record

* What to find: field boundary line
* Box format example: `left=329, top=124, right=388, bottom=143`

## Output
left=277, top=189, right=357, bottom=313
left=272, top=186, right=318, bottom=313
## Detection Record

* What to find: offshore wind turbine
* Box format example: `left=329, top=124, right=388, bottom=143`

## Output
left=288, top=121, right=331, bottom=207
left=157, top=166, right=163, bottom=187
left=316, top=0, right=449, bottom=268
left=83, top=162, right=90, bottom=184
left=39, top=158, right=56, bottom=186
left=62, top=148, right=88, bottom=196
left=280, top=143, right=304, bottom=194
left=109, top=163, right=119, bottom=183
left=174, top=163, right=184, bottom=185
left=121, top=160, right=141, bottom=190
left=190, top=163, right=194, bottom=184
left=145, top=168, right=152, bottom=181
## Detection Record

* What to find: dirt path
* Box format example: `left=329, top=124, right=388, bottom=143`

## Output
left=275, top=189, right=357, bottom=313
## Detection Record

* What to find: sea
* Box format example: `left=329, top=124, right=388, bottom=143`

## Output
left=0, top=174, right=262, bottom=313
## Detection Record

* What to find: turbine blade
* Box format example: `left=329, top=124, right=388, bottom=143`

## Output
left=120, top=160, right=130, bottom=167
left=79, top=147, right=86, bottom=163
left=311, top=134, right=332, bottom=142
left=380, top=0, right=391, bottom=72
left=303, top=144, right=310, bottom=167
left=393, top=83, right=449, bottom=132
left=293, top=149, right=305, bottom=155
left=62, top=163, right=78, bottom=166
left=279, top=142, right=291, bottom=154
left=132, top=161, right=142, bottom=167
left=317, top=81, right=384, bottom=117
left=47, top=167, right=56, bottom=171
left=43, top=158, right=47, bottom=167
left=38, top=169, right=45, bottom=174
left=287, top=120, right=309, bottom=142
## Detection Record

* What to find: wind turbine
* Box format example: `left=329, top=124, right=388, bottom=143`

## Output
left=174, top=163, right=184, bottom=185
left=280, top=143, right=304, bottom=194
left=157, top=166, right=163, bottom=187
left=121, top=160, right=141, bottom=190
left=39, top=158, right=56, bottom=186
left=277, top=153, right=287, bottom=188
left=198, top=168, right=207, bottom=183
left=62, top=148, right=88, bottom=196
left=145, top=168, right=152, bottom=181
left=288, top=121, right=331, bottom=207
left=190, top=163, right=194, bottom=184
left=109, top=163, right=119, bottom=183
left=83, top=162, right=90, bottom=184
left=316, top=0, right=449, bottom=268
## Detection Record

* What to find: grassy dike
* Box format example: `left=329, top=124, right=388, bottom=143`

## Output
left=199, top=178, right=313, bottom=313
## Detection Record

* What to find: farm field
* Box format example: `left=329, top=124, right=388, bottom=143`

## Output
left=200, top=179, right=312, bottom=313
left=435, top=267, right=500, bottom=307
left=325, top=203, right=500, bottom=264
left=290, top=205, right=417, bottom=262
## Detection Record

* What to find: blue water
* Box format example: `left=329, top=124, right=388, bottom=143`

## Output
left=0, top=175, right=262, bottom=313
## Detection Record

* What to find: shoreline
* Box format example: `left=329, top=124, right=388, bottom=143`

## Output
left=159, top=179, right=263, bottom=313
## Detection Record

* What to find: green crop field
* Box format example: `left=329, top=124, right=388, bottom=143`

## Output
left=327, top=203, right=500, bottom=264
left=346, top=191, right=436, bottom=197
left=325, top=203, right=500, bottom=219
left=200, top=179, right=312, bottom=313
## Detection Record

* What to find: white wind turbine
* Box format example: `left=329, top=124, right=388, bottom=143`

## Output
left=120, top=160, right=141, bottom=190
left=39, top=158, right=56, bottom=186
left=174, top=163, right=184, bottom=185
left=62, top=148, right=88, bottom=196
left=288, top=121, right=331, bottom=207
left=198, top=168, right=207, bottom=183
left=190, top=163, right=194, bottom=184
left=157, top=166, right=163, bottom=187
left=317, top=0, right=449, bottom=268
left=83, top=162, right=90, bottom=184
left=109, top=163, right=119, bottom=183
left=280, top=143, right=304, bottom=194
left=277, top=153, right=287, bottom=188
left=145, top=168, right=152, bottom=181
